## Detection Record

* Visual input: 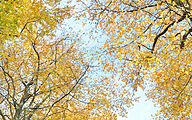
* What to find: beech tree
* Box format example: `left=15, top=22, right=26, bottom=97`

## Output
left=77, top=0, right=192, bottom=119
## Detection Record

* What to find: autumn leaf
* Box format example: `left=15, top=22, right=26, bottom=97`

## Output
left=77, top=0, right=192, bottom=119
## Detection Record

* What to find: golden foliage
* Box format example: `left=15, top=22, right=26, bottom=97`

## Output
left=77, top=0, right=192, bottom=119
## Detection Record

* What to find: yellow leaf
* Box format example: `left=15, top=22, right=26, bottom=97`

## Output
left=173, top=2, right=176, bottom=6
left=157, top=3, right=160, bottom=9
left=181, top=67, right=185, bottom=72
left=185, top=71, right=189, bottom=75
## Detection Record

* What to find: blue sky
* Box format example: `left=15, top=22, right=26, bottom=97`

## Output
left=117, top=88, right=159, bottom=120
left=58, top=1, right=161, bottom=119
left=61, top=17, right=161, bottom=119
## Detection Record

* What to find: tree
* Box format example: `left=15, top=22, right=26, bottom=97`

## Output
left=77, top=0, right=192, bottom=119
left=0, top=0, right=72, bottom=46
left=0, top=0, right=121, bottom=119
left=0, top=0, right=99, bottom=120
left=0, top=37, right=117, bottom=119
left=0, top=33, right=89, bottom=119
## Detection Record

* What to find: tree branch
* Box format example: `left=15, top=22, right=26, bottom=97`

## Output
left=180, top=27, right=192, bottom=49
left=42, top=65, right=89, bottom=120
left=177, top=75, right=192, bottom=98
left=151, top=13, right=186, bottom=52
left=0, top=109, right=6, bottom=120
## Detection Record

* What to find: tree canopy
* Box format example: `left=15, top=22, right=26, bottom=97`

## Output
left=77, top=0, right=192, bottom=119
left=0, top=0, right=101, bottom=119
left=0, top=0, right=192, bottom=119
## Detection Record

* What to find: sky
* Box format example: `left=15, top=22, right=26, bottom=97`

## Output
left=117, top=88, right=159, bottom=120
left=59, top=1, right=161, bottom=119
left=61, top=18, right=161, bottom=120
